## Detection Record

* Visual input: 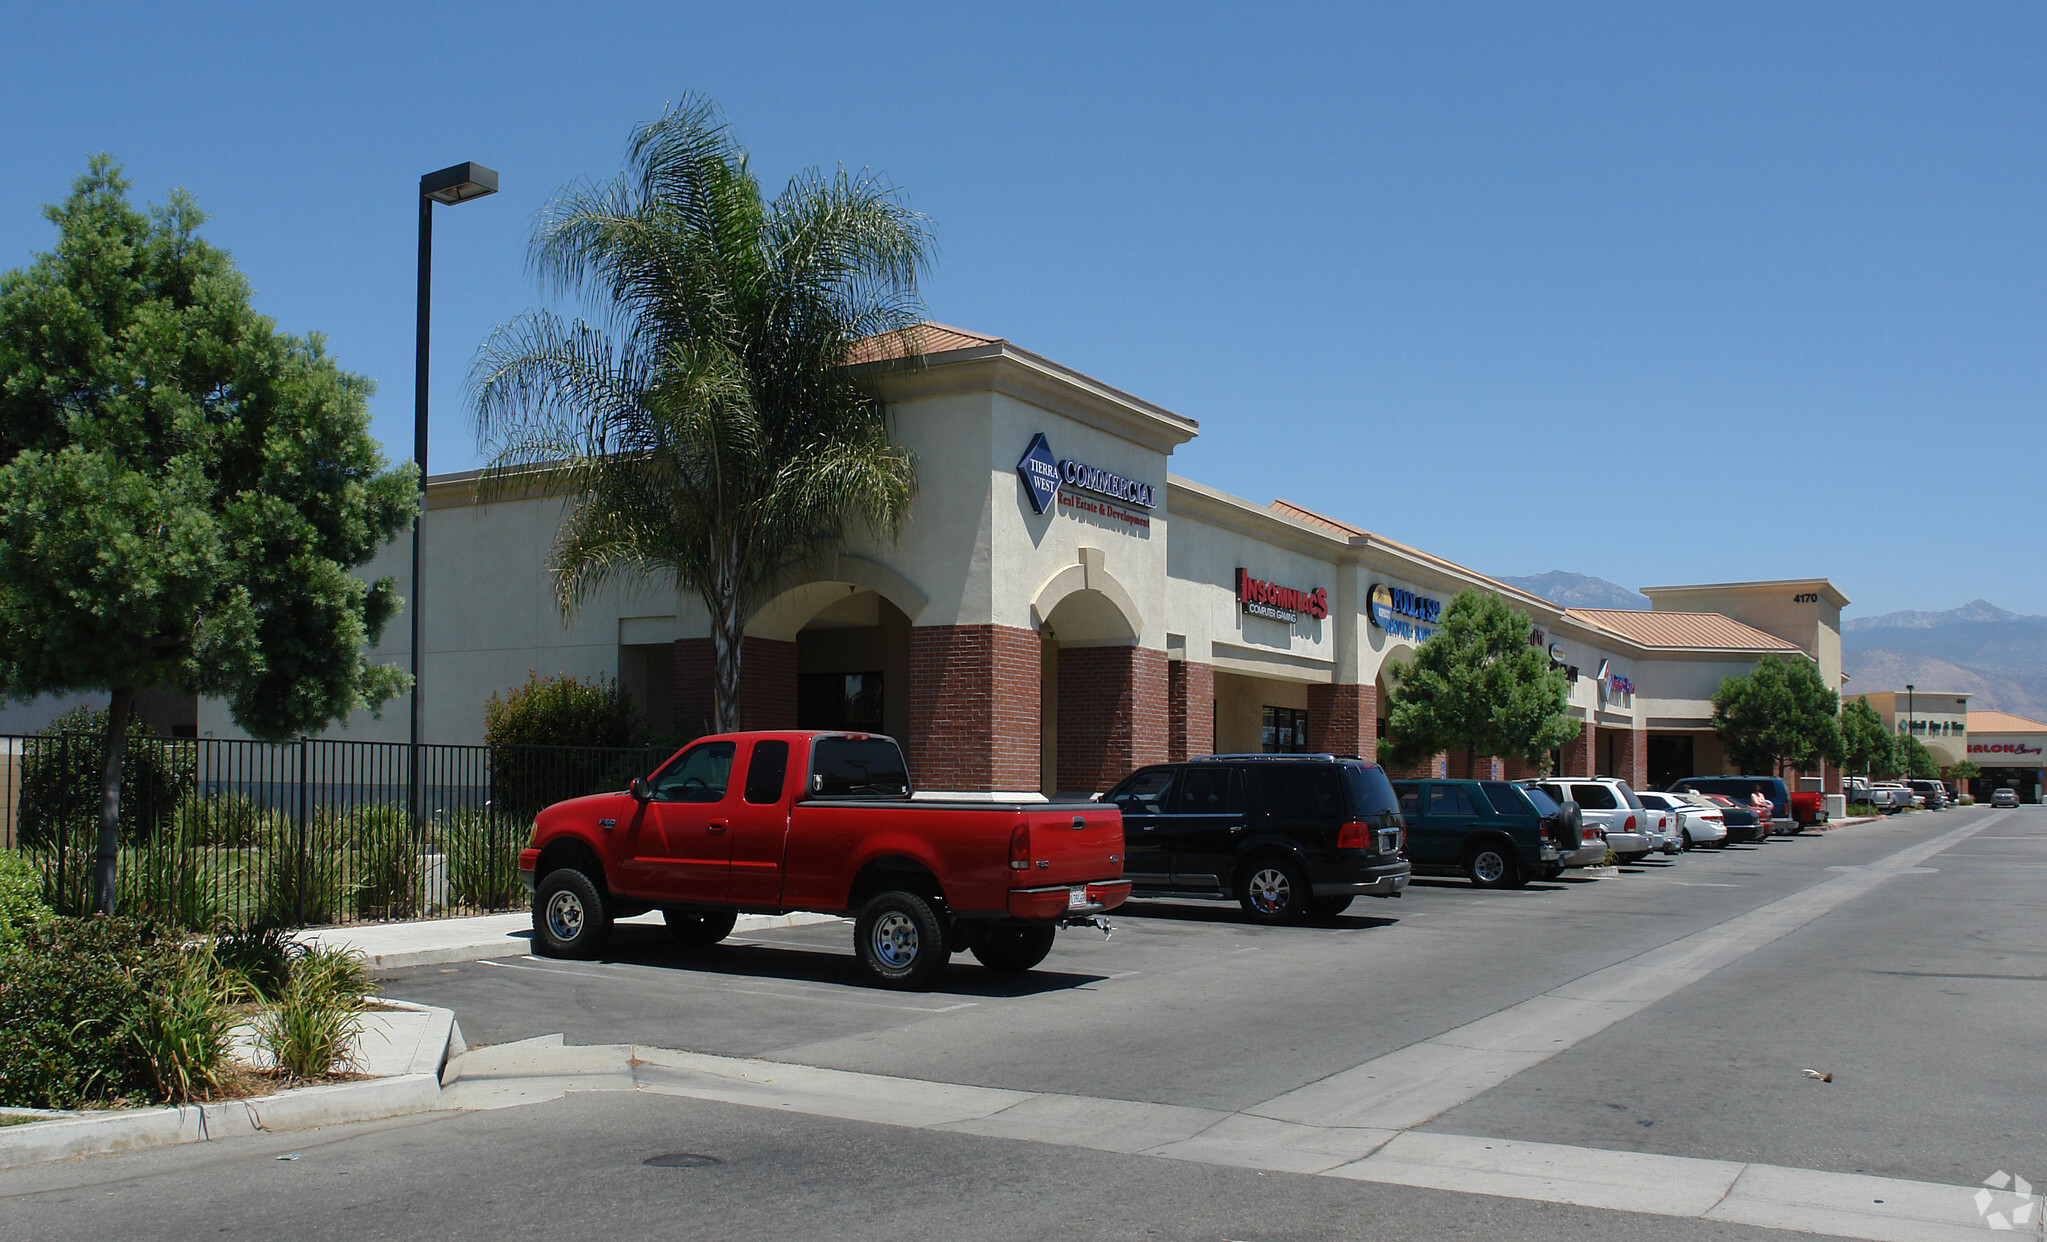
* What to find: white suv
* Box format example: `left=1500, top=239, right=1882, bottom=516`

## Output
left=1533, top=778, right=1657, bottom=863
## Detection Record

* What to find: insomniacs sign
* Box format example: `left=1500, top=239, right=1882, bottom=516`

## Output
left=1237, top=569, right=1327, bottom=626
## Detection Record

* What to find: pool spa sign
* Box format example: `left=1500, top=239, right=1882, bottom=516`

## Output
left=1238, top=569, right=1328, bottom=626
left=1016, top=432, right=1157, bottom=516
left=1368, top=583, right=1440, bottom=641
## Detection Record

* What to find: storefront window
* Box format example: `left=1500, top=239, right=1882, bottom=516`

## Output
left=1262, top=706, right=1309, bottom=754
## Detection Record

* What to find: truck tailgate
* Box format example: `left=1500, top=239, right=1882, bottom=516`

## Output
left=1021, top=806, right=1125, bottom=884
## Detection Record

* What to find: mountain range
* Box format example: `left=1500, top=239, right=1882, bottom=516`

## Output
left=1499, top=575, right=2047, bottom=722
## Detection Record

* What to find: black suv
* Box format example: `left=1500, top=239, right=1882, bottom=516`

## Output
left=1390, top=779, right=1582, bottom=888
left=1105, top=755, right=1411, bottom=923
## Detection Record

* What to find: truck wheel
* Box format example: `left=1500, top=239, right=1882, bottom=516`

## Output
left=855, top=891, right=949, bottom=989
left=1236, top=856, right=1312, bottom=924
left=1308, top=896, right=1355, bottom=920
left=1464, top=843, right=1519, bottom=889
left=534, top=869, right=612, bottom=960
left=971, top=925, right=1057, bottom=973
left=665, top=909, right=739, bottom=948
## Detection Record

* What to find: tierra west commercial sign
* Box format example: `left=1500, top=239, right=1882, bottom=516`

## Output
left=1237, top=569, right=1328, bottom=625
left=1016, top=432, right=1157, bottom=532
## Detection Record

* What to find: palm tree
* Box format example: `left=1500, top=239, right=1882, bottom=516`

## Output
left=472, top=97, right=934, bottom=734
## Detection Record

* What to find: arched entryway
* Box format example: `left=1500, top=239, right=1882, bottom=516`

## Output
left=1032, top=555, right=1162, bottom=798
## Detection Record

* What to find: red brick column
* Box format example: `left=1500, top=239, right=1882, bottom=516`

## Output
left=669, top=637, right=797, bottom=735
left=1167, top=660, right=1216, bottom=762
left=907, top=624, right=1041, bottom=793
left=1503, top=754, right=1547, bottom=780
left=1382, top=752, right=1448, bottom=780
left=1057, top=645, right=1169, bottom=795
left=1561, top=719, right=1595, bottom=778
left=1307, top=683, right=1377, bottom=762
left=1612, top=727, right=1649, bottom=787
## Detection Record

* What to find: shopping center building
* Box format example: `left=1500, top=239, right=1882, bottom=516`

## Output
left=202, top=325, right=1855, bottom=799
left=1961, top=709, right=2047, bottom=802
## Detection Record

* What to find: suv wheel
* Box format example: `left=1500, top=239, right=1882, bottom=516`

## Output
left=1464, top=843, right=1519, bottom=889
left=534, top=868, right=613, bottom=959
left=855, top=890, right=949, bottom=989
left=1236, top=856, right=1312, bottom=924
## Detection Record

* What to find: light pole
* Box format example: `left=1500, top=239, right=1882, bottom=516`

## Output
left=412, top=162, right=498, bottom=825
left=1906, top=683, right=1915, bottom=776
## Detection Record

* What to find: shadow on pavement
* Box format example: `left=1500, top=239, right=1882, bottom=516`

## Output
left=582, top=926, right=1109, bottom=997
left=1115, top=899, right=1399, bottom=931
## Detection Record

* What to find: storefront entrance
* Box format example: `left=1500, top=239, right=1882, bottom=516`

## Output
left=1972, top=768, right=2043, bottom=804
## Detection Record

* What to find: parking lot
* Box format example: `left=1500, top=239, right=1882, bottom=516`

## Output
left=379, top=807, right=2045, bottom=1185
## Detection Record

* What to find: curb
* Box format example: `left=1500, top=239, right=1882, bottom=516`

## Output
left=0, top=1004, right=462, bottom=1172
left=306, top=910, right=844, bottom=975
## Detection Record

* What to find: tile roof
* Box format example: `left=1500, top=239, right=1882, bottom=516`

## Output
left=1563, top=609, right=1804, bottom=652
left=1966, top=709, right=2047, bottom=733
left=844, top=322, right=1005, bottom=365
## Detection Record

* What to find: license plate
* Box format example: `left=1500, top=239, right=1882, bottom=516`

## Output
left=1067, top=886, right=1089, bottom=909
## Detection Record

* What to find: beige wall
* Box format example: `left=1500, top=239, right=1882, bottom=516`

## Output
left=1642, top=581, right=1846, bottom=692
left=1214, top=671, right=1309, bottom=754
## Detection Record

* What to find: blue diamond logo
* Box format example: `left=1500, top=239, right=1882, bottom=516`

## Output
left=1016, top=432, right=1062, bottom=515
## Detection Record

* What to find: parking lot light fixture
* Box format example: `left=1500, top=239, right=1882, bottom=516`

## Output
left=411, top=161, right=498, bottom=822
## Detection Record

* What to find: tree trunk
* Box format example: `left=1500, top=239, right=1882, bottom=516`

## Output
left=1464, top=745, right=1476, bottom=780
left=93, top=686, right=136, bottom=916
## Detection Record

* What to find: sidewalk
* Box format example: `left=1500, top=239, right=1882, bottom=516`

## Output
left=301, top=909, right=842, bottom=974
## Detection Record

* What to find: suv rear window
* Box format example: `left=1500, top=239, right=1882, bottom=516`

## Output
left=1264, top=766, right=1345, bottom=817
left=1342, top=764, right=1401, bottom=821
left=1481, top=782, right=1530, bottom=815
left=1570, top=783, right=1617, bottom=810
left=1518, top=785, right=1562, bottom=816
left=809, top=737, right=911, bottom=797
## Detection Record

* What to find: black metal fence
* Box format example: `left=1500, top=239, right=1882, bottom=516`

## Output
left=0, top=733, right=671, bottom=930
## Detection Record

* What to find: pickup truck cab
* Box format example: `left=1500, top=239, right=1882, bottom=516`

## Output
left=518, top=731, right=1129, bottom=989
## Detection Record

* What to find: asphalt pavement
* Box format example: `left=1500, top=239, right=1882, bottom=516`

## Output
left=5, top=805, right=2042, bottom=1241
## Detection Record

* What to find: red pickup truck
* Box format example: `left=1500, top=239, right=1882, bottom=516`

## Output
left=518, top=731, right=1129, bottom=988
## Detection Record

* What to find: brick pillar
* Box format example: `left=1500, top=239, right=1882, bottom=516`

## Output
left=670, top=637, right=796, bottom=736
left=1307, top=683, right=1377, bottom=762
left=1503, top=754, right=1547, bottom=780
left=1823, top=759, right=1842, bottom=796
left=1056, top=645, right=1169, bottom=795
left=1561, top=719, right=1594, bottom=778
left=1442, top=748, right=1505, bottom=780
left=739, top=637, right=797, bottom=731
left=672, top=638, right=713, bottom=737
left=1613, top=727, right=1649, bottom=787
left=1167, top=660, right=1216, bottom=762
left=906, top=624, right=1041, bottom=793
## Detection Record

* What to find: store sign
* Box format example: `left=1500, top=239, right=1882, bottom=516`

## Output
left=1793, top=592, right=1821, bottom=603
left=1237, top=569, right=1327, bottom=625
left=1548, top=642, right=1580, bottom=683
left=1971, top=742, right=2044, bottom=756
left=1368, top=583, right=1439, bottom=641
left=1596, top=658, right=1634, bottom=699
left=1015, top=432, right=1157, bottom=518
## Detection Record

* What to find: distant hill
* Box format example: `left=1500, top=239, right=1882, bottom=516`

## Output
left=1844, top=599, right=2025, bottom=633
left=1840, top=599, right=2047, bottom=719
left=1495, top=571, right=1650, bottom=611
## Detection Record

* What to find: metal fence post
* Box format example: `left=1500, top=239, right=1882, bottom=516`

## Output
left=296, top=737, right=310, bottom=927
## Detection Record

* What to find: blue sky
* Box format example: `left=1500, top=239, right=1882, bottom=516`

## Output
left=4, top=2, right=2040, bottom=619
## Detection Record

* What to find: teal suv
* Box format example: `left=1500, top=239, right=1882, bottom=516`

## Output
left=1391, top=779, right=1581, bottom=888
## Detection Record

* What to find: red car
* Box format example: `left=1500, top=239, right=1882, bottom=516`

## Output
left=518, top=731, right=1128, bottom=988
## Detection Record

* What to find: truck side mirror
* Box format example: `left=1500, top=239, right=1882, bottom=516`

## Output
left=630, top=777, right=651, bottom=803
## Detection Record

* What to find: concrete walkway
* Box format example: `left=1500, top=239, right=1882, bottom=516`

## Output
left=301, top=909, right=841, bottom=973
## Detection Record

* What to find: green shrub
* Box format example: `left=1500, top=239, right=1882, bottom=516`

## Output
left=216, top=924, right=300, bottom=1001
left=254, top=813, right=346, bottom=928
left=0, top=917, right=172, bottom=1108
left=16, top=707, right=193, bottom=849
left=444, top=812, right=525, bottom=911
left=350, top=807, right=420, bottom=920
left=168, top=791, right=271, bottom=848
left=0, top=850, right=50, bottom=951
left=126, top=941, right=245, bottom=1103
left=257, top=945, right=371, bottom=1079
left=121, top=837, right=236, bottom=932
left=484, top=671, right=643, bottom=749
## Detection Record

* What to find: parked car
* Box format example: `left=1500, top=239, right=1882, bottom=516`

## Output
left=1991, top=788, right=2021, bottom=808
left=1389, top=779, right=1580, bottom=888
left=1106, top=754, right=1411, bottom=923
left=1640, top=791, right=1726, bottom=850
left=1670, top=792, right=1733, bottom=847
left=1869, top=782, right=1917, bottom=813
left=1666, top=776, right=1809, bottom=833
left=1531, top=778, right=1655, bottom=863
left=519, top=731, right=1129, bottom=987
left=1520, top=783, right=1607, bottom=876
left=1905, top=779, right=1949, bottom=810
left=1688, top=791, right=1766, bottom=843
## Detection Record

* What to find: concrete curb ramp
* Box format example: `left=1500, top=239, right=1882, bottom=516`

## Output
left=0, top=1001, right=460, bottom=1172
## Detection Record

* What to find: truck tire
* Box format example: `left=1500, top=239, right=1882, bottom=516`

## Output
left=664, top=909, right=739, bottom=947
left=1236, top=855, right=1312, bottom=924
left=1464, top=842, right=1519, bottom=889
left=534, top=868, right=612, bottom=959
left=1308, top=895, right=1355, bottom=920
left=971, top=925, right=1057, bottom=973
left=855, top=890, right=949, bottom=990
